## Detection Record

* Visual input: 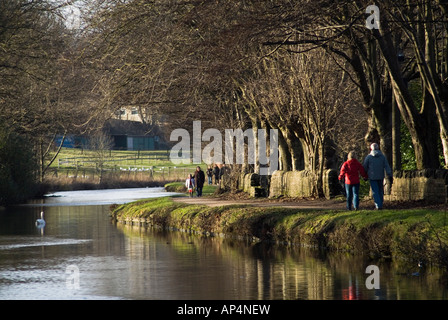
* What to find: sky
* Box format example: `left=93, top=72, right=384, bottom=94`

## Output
left=61, top=2, right=82, bottom=29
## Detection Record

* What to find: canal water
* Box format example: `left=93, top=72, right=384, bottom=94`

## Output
left=0, top=187, right=447, bottom=300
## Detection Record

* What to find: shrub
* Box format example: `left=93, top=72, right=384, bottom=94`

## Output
left=0, top=124, right=37, bottom=205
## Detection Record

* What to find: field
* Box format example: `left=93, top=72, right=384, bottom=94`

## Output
left=42, top=148, right=209, bottom=191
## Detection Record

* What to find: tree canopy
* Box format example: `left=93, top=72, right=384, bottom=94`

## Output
left=2, top=0, right=447, bottom=200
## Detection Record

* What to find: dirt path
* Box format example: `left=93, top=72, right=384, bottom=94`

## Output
left=172, top=195, right=446, bottom=211
left=173, top=196, right=348, bottom=210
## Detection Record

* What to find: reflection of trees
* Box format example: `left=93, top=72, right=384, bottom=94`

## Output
left=116, top=224, right=447, bottom=300
left=116, top=225, right=332, bottom=299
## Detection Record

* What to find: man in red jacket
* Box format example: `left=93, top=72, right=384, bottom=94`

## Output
left=339, top=151, right=368, bottom=210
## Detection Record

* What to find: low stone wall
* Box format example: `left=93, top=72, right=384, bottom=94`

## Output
left=240, top=169, right=340, bottom=200
left=269, top=170, right=339, bottom=199
left=241, top=173, right=265, bottom=197
left=240, top=169, right=448, bottom=203
left=384, top=170, right=448, bottom=203
left=269, top=170, right=314, bottom=198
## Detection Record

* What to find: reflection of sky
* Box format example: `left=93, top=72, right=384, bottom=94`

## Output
left=59, top=2, right=82, bottom=30
left=25, top=187, right=179, bottom=207
left=0, top=237, right=91, bottom=251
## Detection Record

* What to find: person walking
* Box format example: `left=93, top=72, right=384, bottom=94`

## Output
left=213, top=164, right=220, bottom=185
left=219, top=163, right=226, bottom=182
left=363, top=143, right=393, bottom=210
left=339, top=151, right=368, bottom=210
left=194, top=166, right=205, bottom=197
left=206, top=165, right=213, bottom=185
left=185, top=174, right=195, bottom=198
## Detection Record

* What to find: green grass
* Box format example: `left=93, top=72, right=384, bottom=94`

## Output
left=164, top=181, right=218, bottom=195
left=51, top=147, right=205, bottom=170
left=46, top=147, right=213, bottom=184
left=112, top=197, right=180, bottom=219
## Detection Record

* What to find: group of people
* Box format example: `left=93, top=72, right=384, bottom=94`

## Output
left=185, top=163, right=228, bottom=197
left=207, top=163, right=227, bottom=185
left=339, top=143, right=393, bottom=211
left=185, top=166, right=205, bottom=197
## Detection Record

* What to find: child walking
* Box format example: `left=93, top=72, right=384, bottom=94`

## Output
left=185, top=174, right=195, bottom=198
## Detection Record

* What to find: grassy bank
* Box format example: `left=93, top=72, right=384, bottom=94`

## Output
left=110, top=196, right=448, bottom=269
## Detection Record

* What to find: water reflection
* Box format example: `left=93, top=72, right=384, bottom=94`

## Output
left=116, top=223, right=448, bottom=300
left=0, top=187, right=447, bottom=300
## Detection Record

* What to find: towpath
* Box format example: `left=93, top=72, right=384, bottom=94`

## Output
left=172, top=195, right=441, bottom=211
left=172, top=196, right=348, bottom=210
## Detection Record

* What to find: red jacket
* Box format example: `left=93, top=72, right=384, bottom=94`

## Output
left=339, top=159, right=368, bottom=185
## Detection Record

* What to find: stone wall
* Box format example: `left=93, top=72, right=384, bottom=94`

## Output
left=240, top=169, right=448, bottom=203
left=269, top=169, right=340, bottom=199
left=241, top=173, right=266, bottom=197
left=384, top=170, right=448, bottom=203
left=240, top=169, right=340, bottom=200
left=269, top=170, right=313, bottom=198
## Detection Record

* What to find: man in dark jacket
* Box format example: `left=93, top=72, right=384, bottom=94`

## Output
left=206, top=166, right=213, bottom=185
left=194, top=166, right=206, bottom=197
left=363, top=143, right=393, bottom=210
left=213, top=164, right=220, bottom=185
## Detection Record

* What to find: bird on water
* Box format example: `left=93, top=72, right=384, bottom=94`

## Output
left=36, top=211, right=46, bottom=227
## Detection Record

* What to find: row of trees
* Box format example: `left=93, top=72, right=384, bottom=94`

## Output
left=2, top=0, right=448, bottom=202
left=78, top=0, right=448, bottom=195
left=75, top=0, right=368, bottom=195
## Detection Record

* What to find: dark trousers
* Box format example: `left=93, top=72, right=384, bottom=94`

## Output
left=196, top=187, right=203, bottom=197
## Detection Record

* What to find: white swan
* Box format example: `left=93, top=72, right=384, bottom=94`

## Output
left=36, top=211, right=46, bottom=227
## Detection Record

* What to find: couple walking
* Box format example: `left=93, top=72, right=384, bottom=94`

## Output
left=185, top=166, right=206, bottom=197
left=339, top=143, right=393, bottom=210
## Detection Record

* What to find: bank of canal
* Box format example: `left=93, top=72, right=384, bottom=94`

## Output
left=110, top=197, right=448, bottom=269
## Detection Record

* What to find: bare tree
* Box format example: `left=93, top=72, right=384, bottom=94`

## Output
left=237, top=45, right=358, bottom=196
left=250, top=0, right=448, bottom=169
left=0, top=0, right=94, bottom=181
left=88, top=130, right=113, bottom=183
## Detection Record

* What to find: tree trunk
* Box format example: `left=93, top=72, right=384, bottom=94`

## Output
left=392, top=96, right=401, bottom=171
left=280, top=125, right=304, bottom=171
left=316, top=138, right=325, bottom=198
left=374, top=27, right=440, bottom=169
left=278, top=130, right=292, bottom=171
